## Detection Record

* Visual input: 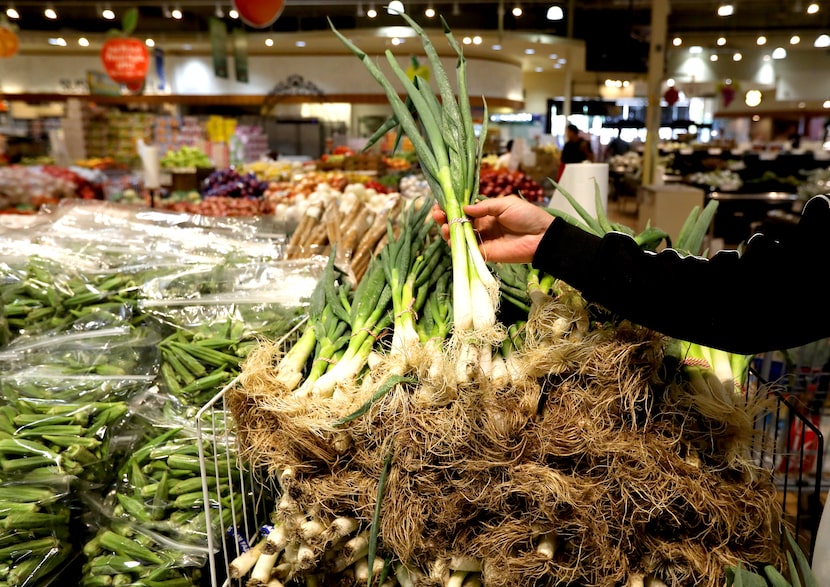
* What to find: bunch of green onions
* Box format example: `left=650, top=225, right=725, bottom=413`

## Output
left=330, top=13, right=501, bottom=380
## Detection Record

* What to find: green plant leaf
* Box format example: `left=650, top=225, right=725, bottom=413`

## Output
left=121, top=7, right=139, bottom=36
left=785, top=528, right=816, bottom=587
left=765, top=563, right=795, bottom=587
left=726, top=565, right=772, bottom=587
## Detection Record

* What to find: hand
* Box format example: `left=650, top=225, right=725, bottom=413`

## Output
left=431, top=195, right=555, bottom=264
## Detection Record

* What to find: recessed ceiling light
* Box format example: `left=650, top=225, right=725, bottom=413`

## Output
left=546, top=6, right=564, bottom=20
left=48, top=37, right=66, bottom=46
left=387, top=0, right=404, bottom=15
left=182, top=43, right=192, bottom=51
left=772, top=47, right=787, bottom=59
left=824, top=100, right=830, bottom=108
left=229, top=8, right=238, bottom=18
left=492, top=44, right=502, bottom=50
left=512, top=5, right=523, bottom=17
left=790, top=34, right=801, bottom=45
left=717, top=3, right=734, bottom=16
left=265, top=38, right=274, bottom=47
left=44, top=6, right=57, bottom=19
left=815, top=33, right=830, bottom=47
left=710, top=54, right=719, bottom=61
left=102, top=8, right=116, bottom=20
left=78, top=37, right=90, bottom=47
left=463, top=36, right=472, bottom=44
left=808, top=3, right=820, bottom=14
left=689, top=46, right=702, bottom=54
left=756, top=35, right=767, bottom=45
left=672, top=37, right=682, bottom=46
left=145, top=38, right=155, bottom=47
left=391, top=37, right=403, bottom=45
left=549, top=53, right=558, bottom=59
left=733, top=52, right=742, bottom=61
left=473, top=36, right=482, bottom=45
left=717, top=36, right=727, bottom=46
left=6, top=6, right=19, bottom=19
left=425, top=6, right=435, bottom=17
left=524, top=48, right=535, bottom=54
left=367, top=8, right=377, bottom=18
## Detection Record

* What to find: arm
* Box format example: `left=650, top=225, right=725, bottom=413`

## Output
left=532, top=196, right=830, bottom=355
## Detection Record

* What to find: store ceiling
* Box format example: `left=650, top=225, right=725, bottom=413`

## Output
left=5, top=0, right=830, bottom=73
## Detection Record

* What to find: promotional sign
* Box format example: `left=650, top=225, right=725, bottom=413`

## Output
left=209, top=17, right=229, bottom=79
left=232, top=0, right=285, bottom=28
left=233, top=28, right=249, bottom=83
left=99, top=8, right=149, bottom=91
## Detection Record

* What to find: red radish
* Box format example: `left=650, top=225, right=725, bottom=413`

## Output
left=233, top=0, right=285, bottom=28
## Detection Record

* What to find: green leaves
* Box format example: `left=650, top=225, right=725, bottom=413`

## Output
left=725, top=529, right=817, bottom=587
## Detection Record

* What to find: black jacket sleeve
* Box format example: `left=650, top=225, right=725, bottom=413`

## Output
left=531, top=195, right=830, bottom=355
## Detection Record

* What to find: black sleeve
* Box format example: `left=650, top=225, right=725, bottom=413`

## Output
left=531, top=196, right=830, bottom=355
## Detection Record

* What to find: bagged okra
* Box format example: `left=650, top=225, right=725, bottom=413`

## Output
left=0, top=481, right=75, bottom=587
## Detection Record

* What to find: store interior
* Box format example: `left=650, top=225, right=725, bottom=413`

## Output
left=1, top=2, right=829, bottom=587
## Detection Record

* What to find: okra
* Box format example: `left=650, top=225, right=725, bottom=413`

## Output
left=152, top=471, right=170, bottom=521
left=166, top=454, right=221, bottom=477
left=2, top=510, right=70, bottom=530
left=127, top=428, right=184, bottom=468
left=43, top=434, right=101, bottom=449
left=0, top=536, right=59, bottom=561
left=177, top=369, right=232, bottom=397
left=168, top=476, right=218, bottom=497
left=116, top=494, right=152, bottom=523
left=172, top=491, right=219, bottom=510
left=88, top=554, right=145, bottom=576
left=169, top=341, right=240, bottom=368
left=16, top=425, right=86, bottom=437
left=98, top=530, right=167, bottom=565
left=82, top=575, right=114, bottom=587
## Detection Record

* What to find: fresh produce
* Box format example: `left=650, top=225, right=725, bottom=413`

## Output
left=228, top=16, right=786, bottom=587
left=478, top=165, right=545, bottom=201
left=160, top=146, right=213, bottom=170
left=202, top=168, right=268, bottom=199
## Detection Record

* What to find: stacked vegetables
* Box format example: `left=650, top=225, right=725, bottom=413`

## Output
left=0, top=201, right=318, bottom=585
left=228, top=14, right=790, bottom=587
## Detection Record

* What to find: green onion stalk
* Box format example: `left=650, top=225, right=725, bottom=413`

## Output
left=330, top=13, right=502, bottom=381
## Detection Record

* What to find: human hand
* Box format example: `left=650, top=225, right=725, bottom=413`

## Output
left=431, top=195, right=554, bottom=264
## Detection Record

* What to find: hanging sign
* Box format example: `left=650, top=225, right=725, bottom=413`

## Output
left=209, top=17, right=229, bottom=79
left=0, top=24, right=19, bottom=58
left=233, top=28, right=249, bottom=83
left=99, top=8, right=149, bottom=90
left=233, top=0, right=285, bottom=28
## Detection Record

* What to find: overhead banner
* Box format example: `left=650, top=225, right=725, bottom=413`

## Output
left=209, top=17, right=228, bottom=79
left=233, top=28, right=249, bottom=83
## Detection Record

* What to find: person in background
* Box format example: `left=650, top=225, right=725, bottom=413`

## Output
left=558, top=123, right=594, bottom=181
left=495, top=139, right=514, bottom=169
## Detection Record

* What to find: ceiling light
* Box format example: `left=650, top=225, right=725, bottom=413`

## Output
left=717, top=3, right=734, bottom=16
left=145, top=38, right=155, bottom=47
left=717, top=36, right=727, bottom=46
left=78, top=37, right=89, bottom=47
left=367, top=3, right=377, bottom=18
left=689, top=45, right=702, bottom=54
left=48, top=37, right=66, bottom=46
left=44, top=5, right=57, bottom=19
left=387, top=1, right=404, bottom=14
left=666, top=78, right=675, bottom=87
left=228, top=8, right=238, bottom=18
left=473, top=36, right=482, bottom=44
left=171, top=7, right=183, bottom=19
left=546, top=5, right=564, bottom=20
left=492, top=44, right=502, bottom=50
left=102, top=6, right=115, bottom=20
left=463, top=36, right=472, bottom=44
left=512, top=4, right=523, bottom=17
left=535, top=67, right=543, bottom=72
left=5, top=6, right=18, bottom=19
left=733, top=52, right=742, bottom=61
left=756, top=35, right=767, bottom=45
left=808, top=2, right=820, bottom=14
left=710, top=54, right=719, bottom=61
left=745, top=90, right=762, bottom=107
left=672, top=37, right=682, bottom=46
left=265, top=38, right=274, bottom=47
left=425, top=5, right=435, bottom=17
left=524, top=48, right=535, bottom=54
left=391, top=37, right=403, bottom=45
left=790, top=34, right=801, bottom=44
left=772, top=47, right=787, bottom=59
left=295, top=40, right=306, bottom=47
left=824, top=100, right=830, bottom=108
left=815, top=33, right=830, bottom=47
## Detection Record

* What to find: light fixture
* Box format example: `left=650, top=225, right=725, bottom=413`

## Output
left=145, top=38, right=155, bottom=47
left=823, top=100, right=830, bottom=108
left=717, top=36, right=727, bottom=46
left=672, top=36, right=682, bottom=46
left=473, top=35, right=482, bottom=44
left=717, top=3, right=734, bottom=16
left=391, top=37, right=403, bottom=45
left=549, top=53, right=558, bottom=59
left=367, top=3, right=377, bottom=18
left=171, top=7, right=183, bottom=19
left=228, top=8, right=238, bottom=18
left=808, top=2, right=820, bottom=14
left=745, top=89, right=762, bottom=107
left=733, top=52, right=742, bottom=61
left=5, top=5, right=18, bottom=19
left=772, top=47, right=787, bottom=59
left=756, top=35, right=767, bottom=45
left=666, top=78, right=675, bottom=87
left=265, top=37, right=274, bottom=47
left=546, top=5, right=564, bottom=20
left=48, top=37, right=66, bottom=46
left=815, top=33, right=830, bottom=47
left=790, top=34, right=801, bottom=44
left=101, top=4, right=115, bottom=19
left=44, top=5, right=57, bottom=19
left=425, top=5, right=435, bottom=17
left=710, top=54, right=719, bottom=61
left=689, top=45, right=702, bottom=53
left=214, top=3, right=224, bottom=18
left=463, top=36, right=471, bottom=44
left=78, top=37, right=90, bottom=47
left=524, top=47, right=535, bottom=54
left=387, top=1, right=404, bottom=15
left=295, top=40, right=306, bottom=47
left=492, top=44, right=502, bottom=50
left=512, top=4, right=523, bottom=17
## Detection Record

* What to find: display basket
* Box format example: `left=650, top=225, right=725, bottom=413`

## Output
left=196, top=333, right=827, bottom=586
left=195, top=319, right=306, bottom=587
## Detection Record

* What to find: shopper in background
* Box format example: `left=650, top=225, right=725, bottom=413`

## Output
left=431, top=193, right=830, bottom=355
left=495, top=139, right=515, bottom=169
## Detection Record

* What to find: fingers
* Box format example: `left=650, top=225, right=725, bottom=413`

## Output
left=463, top=194, right=521, bottom=218
left=431, top=203, right=447, bottom=225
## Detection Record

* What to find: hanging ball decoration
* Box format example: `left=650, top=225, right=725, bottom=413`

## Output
left=663, top=86, right=680, bottom=106
left=0, top=26, right=19, bottom=58
left=233, top=0, right=286, bottom=28
left=100, top=37, right=150, bottom=86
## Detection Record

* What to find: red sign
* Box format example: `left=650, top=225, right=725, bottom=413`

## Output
left=233, top=0, right=285, bottom=28
left=100, top=37, right=150, bottom=85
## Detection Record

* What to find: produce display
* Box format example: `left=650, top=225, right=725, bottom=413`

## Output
left=225, top=16, right=802, bottom=587
left=478, top=164, right=545, bottom=201
left=0, top=201, right=320, bottom=586
left=0, top=165, right=104, bottom=213
left=160, top=145, right=213, bottom=170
